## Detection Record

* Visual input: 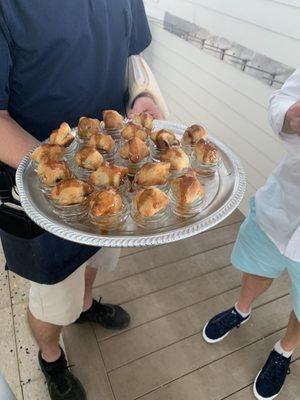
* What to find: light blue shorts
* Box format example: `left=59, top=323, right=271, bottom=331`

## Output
left=231, top=197, right=300, bottom=321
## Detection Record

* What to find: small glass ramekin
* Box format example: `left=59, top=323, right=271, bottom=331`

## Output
left=180, top=142, right=196, bottom=156
left=88, top=198, right=129, bottom=232
left=92, top=177, right=130, bottom=196
left=132, top=180, right=170, bottom=195
left=130, top=201, right=170, bottom=230
left=51, top=199, right=89, bottom=223
left=191, top=152, right=223, bottom=177
left=118, top=156, right=151, bottom=177
left=101, top=146, right=118, bottom=163
left=169, top=190, right=206, bottom=218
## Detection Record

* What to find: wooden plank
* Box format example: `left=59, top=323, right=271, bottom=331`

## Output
left=120, top=210, right=243, bottom=258
left=95, top=265, right=242, bottom=341
left=137, top=330, right=300, bottom=400
left=108, top=297, right=292, bottom=400
left=63, top=324, right=114, bottom=400
left=93, top=223, right=241, bottom=287
left=99, top=274, right=290, bottom=371
left=94, top=243, right=234, bottom=305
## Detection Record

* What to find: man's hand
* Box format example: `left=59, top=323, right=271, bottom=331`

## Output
left=283, top=101, right=300, bottom=136
left=128, top=95, right=164, bottom=120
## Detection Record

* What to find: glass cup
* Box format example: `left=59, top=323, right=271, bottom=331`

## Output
left=191, top=152, right=223, bottom=177
left=51, top=199, right=89, bottom=223
left=130, top=201, right=170, bottom=230
left=169, top=189, right=206, bottom=218
left=88, top=197, right=129, bottom=232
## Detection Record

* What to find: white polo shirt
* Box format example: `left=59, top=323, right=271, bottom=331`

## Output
left=255, top=68, right=300, bottom=262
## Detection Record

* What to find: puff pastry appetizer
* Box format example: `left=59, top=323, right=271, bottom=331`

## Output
left=103, top=110, right=123, bottom=130
left=31, top=144, right=66, bottom=164
left=89, top=163, right=128, bottom=188
left=150, top=129, right=179, bottom=150
left=132, top=112, right=154, bottom=131
left=88, top=132, right=115, bottom=153
left=182, top=124, right=207, bottom=145
left=77, top=117, right=101, bottom=139
left=195, top=139, right=220, bottom=165
left=135, top=162, right=171, bottom=186
left=75, top=146, right=103, bottom=170
left=50, top=122, right=74, bottom=147
left=119, top=137, right=150, bottom=163
left=134, top=187, right=170, bottom=218
left=121, top=122, right=148, bottom=141
left=170, top=170, right=204, bottom=205
left=89, top=188, right=124, bottom=217
left=51, top=178, right=93, bottom=206
left=37, top=160, right=72, bottom=187
left=160, top=146, right=190, bottom=171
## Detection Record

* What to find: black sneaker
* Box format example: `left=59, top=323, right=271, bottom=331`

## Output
left=202, top=306, right=250, bottom=343
left=75, top=298, right=131, bottom=330
left=39, top=349, right=86, bottom=400
left=253, top=349, right=291, bottom=400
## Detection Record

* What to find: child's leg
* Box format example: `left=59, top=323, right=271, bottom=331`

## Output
left=236, top=272, right=273, bottom=314
left=281, top=311, right=300, bottom=352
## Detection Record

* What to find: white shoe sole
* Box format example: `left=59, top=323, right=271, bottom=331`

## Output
left=253, top=370, right=282, bottom=400
left=202, top=315, right=250, bottom=344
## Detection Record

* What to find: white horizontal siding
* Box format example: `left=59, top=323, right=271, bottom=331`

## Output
left=144, top=23, right=290, bottom=214
left=145, top=0, right=300, bottom=68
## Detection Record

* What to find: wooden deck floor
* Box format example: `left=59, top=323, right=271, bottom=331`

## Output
left=63, top=210, right=300, bottom=400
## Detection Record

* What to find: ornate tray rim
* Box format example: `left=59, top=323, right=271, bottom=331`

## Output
left=16, top=121, right=246, bottom=247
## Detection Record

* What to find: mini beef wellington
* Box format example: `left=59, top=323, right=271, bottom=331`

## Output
left=135, top=162, right=171, bottom=186
left=89, top=188, right=124, bottom=217
left=31, top=144, right=66, bottom=164
left=150, top=129, right=179, bottom=149
left=51, top=178, right=93, bottom=206
left=103, top=110, right=123, bottom=130
left=182, top=124, right=207, bottom=145
left=77, top=117, right=101, bottom=139
left=160, top=146, right=190, bottom=171
left=170, top=170, right=204, bottom=205
left=121, top=122, right=148, bottom=141
left=50, top=122, right=74, bottom=147
left=75, top=146, right=103, bottom=170
left=119, top=137, right=150, bottom=163
left=89, top=163, right=128, bottom=188
left=88, top=132, right=115, bottom=153
left=195, top=139, right=220, bottom=165
left=132, top=112, right=154, bottom=131
left=134, top=187, right=170, bottom=218
left=37, top=160, right=72, bottom=187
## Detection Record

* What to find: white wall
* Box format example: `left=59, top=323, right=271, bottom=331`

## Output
left=144, top=0, right=300, bottom=214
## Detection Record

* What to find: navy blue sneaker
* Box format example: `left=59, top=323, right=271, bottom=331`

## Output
left=253, top=349, right=291, bottom=400
left=202, top=306, right=250, bottom=343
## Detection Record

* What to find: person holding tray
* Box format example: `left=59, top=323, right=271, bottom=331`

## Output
left=203, top=68, right=300, bottom=400
left=0, top=1, right=167, bottom=399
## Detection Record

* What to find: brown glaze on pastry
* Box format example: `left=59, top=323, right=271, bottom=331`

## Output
left=75, top=146, right=103, bottom=170
left=160, top=146, right=190, bottom=171
left=132, top=112, right=154, bottom=131
left=170, top=170, right=204, bottom=205
left=103, top=110, right=123, bottom=129
left=121, top=122, right=148, bottom=141
left=150, top=129, right=179, bottom=149
left=89, top=188, right=123, bottom=216
left=195, top=139, right=220, bottom=165
left=49, top=122, right=74, bottom=147
left=135, top=162, right=171, bottom=186
left=51, top=178, right=93, bottom=206
left=77, top=117, right=101, bottom=139
left=119, top=137, right=150, bottom=163
left=89, top=162, right=128, bottom=188
left=37, top=160, right=72, bottom=187
left=88, top=132, right=115, bottom=153
left=30, top=144, right=66, bottom=164
left=182, top=124, right=207, bottom=145
left=134, top=187, right=170, bottom=218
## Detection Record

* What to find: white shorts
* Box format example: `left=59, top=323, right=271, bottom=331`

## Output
left=28, top=248, right=120, bottom=326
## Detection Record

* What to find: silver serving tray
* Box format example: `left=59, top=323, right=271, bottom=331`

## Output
left=16, top=121, right=246, bottom=247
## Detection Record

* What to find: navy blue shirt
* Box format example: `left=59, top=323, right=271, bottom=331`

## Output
left=0, top=0, right=151, bottom=284
left=0, top=0, right=151, bottom=140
